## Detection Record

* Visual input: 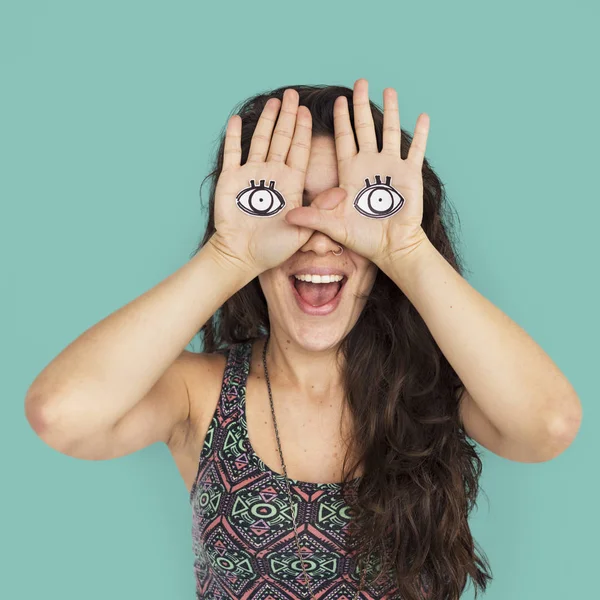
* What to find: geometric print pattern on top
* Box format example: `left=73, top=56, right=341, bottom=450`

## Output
left=189, top=339, right=411, bottom=599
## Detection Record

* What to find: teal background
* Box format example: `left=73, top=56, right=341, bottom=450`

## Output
left=2, top=0, right=597, bottom=598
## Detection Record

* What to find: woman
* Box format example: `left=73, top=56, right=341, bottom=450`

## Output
left=25, top=78, right=582, bottom=600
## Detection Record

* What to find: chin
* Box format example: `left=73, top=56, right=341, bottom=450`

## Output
left=283, top=326, right=350, bottom=353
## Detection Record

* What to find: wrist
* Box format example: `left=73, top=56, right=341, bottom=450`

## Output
left=201, top=237, right=261, bottom=285
left=375, top=230, right=439, bottom=289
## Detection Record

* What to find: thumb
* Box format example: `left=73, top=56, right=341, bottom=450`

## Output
left=284, top=187, right=347, bottom=231
left=310, top=186, right=347, bottom=210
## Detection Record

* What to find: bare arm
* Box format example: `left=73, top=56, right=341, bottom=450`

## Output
left=379, top=235, right=582, bottom=463
left=24, top=240, right=256, bottom=460
left=25, top=90, right=318, bottom=460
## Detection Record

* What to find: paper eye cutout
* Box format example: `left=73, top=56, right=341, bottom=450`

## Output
left=353, top=175, right=405, bottom=219
left=236, top=179, right=285, bottom=217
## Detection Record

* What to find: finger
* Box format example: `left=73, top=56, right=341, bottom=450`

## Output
left=285, top=204, right=347, bottom=245
left=407, top=113, right=430, bottom=167
left=353, top=78, right=378, bottom=153
left=222, top=115, right=242, bottom=170
left=333, top=96, right=357, bottom=161
left=267, top=88, right=299, bottom=163
left=285, top=188, right=348, bottom=242
left=310, top=186, right=347, bottom=210
left=381, top=88, right=401, bottom=156
left=247, top=98, right=281, bottom=163
left=286, top=105, right=312, bottom=174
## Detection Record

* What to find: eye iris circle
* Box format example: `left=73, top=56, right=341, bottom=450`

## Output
left=367, top=188, right=394, bottom=214
left=249, top=189, right=274, bottom=213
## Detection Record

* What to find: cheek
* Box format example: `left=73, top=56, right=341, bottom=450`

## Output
left=355, top=258, right=378, bottom=285
left=364, top=270, right=378, bottom=293
left=358, top=266, right=379, bottom=298
left=258, top=272, right=287, bottom=302
left=257, top=274, right=270, bottom=299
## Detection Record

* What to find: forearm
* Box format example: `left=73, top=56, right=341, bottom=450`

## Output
left=377, top=236, right=582, bottom=444
left=25, top=240, right=257, bottom=427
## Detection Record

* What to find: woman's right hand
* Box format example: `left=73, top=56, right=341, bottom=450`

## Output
left=207, top=89, right=318, bottom=275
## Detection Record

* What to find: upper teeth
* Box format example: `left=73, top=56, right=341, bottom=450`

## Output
left=294, top=274, right=344, bottom=283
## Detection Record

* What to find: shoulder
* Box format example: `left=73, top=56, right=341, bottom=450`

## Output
left=179, top=349, right=231, bottom=401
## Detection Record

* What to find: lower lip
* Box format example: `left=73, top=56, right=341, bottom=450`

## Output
left=289, top=276, right=347, bottom=316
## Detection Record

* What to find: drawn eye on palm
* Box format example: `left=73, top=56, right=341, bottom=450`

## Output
left=352, top=174, right=405, bottom=219
left=221, top=164, right=303, bottom=224
left=339, top=156, right=423, bottom=228
left=236, top=179, right=286, bottom=217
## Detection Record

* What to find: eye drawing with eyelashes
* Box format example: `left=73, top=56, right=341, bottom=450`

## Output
left=353, top=175, right=406, bottom=219
left=236, top=179, right=286, bottom=217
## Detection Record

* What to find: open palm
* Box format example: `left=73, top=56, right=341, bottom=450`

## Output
left=211, top=92, right=316, bottom=274
left=285, top=79, right=430, bottom=266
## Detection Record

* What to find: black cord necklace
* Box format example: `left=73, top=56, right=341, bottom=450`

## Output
left=261, top=334, right=368, bottom=599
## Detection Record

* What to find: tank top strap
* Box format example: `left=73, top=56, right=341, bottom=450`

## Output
left=217, top=339, right=253, bottom=421
left=189, top=339, right=254, bottom=503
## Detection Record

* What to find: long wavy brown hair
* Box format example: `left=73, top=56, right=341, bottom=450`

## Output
left=190, top=84, right=493, bottom=599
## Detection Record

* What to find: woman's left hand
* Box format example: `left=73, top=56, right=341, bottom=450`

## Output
left=285, top=78, right=431, bottom=267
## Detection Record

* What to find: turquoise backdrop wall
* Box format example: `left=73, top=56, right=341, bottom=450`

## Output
left=2, top=0, right=597, bottom=598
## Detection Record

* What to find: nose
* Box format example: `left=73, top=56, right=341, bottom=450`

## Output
left=299, top=230, right=343, bottom=256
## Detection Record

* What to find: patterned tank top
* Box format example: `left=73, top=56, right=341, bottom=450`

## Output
left=189, top=339, right=407, bottom=599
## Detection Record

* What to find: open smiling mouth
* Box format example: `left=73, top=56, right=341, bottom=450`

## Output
left=288, top=275, right=348, bottom=316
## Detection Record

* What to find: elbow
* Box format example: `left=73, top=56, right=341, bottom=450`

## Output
left=543, top=403, right=583, bottom=461
left=24, top=391, right=78, bottom=454
left=25, top=391, right=54, bottom=436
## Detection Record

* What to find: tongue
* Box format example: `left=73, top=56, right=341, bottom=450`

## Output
left=295, top=281, right=341, bottom=307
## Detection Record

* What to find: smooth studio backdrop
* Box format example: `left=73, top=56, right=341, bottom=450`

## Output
left=2, top=1, right=598, bottom=598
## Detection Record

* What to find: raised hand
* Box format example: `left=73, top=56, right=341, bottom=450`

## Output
left=208, top=89, right=344, bottom=275
left=285, top=78, right=431, bottom=267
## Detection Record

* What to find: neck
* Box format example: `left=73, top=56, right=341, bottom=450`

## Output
left=260, top=332, right=345, bottom=400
